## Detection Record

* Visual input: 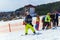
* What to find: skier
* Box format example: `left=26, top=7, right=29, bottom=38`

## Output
left=23, top=11, right=36, bottom=35
left=35, top=15, right=40, bottom=31
left=44, top=13, right=51, bottom=29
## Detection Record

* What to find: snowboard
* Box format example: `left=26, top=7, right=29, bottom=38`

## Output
left=21, top=32, right=42, bottom=36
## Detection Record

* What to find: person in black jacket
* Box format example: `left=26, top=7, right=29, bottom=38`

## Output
left=50, top=13, right=55, bottom=27
left=53, top=11, right=59, bottom=27
left=23, top=11, right=36, bottom=35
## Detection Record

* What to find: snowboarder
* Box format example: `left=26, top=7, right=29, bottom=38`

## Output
left=23, top=11, right=36, bottom=35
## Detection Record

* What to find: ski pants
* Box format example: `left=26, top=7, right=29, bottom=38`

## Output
left=25, top=23, right=35, bottom=34
left=53, top=19, right=58, bottom=26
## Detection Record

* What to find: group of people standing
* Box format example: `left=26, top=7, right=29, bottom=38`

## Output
left=42, top=11, right=59, bottom=30
left=23, top=11, right=59, bottom=35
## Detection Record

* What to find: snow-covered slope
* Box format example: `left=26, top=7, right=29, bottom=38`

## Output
left=0, top=16, right=60, bottom=40
left=0, top=27, right=60, bottom=40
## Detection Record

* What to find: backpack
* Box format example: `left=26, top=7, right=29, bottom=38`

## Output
left=42, top=16, right=45, bottom=22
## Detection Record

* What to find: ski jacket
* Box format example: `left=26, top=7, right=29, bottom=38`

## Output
left=25, top=15, right=32, bottom=24
left=45, top=15, right=51, bottom=22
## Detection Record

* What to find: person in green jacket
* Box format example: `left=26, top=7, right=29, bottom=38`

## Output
left=45, top=13, right=51, bottom=29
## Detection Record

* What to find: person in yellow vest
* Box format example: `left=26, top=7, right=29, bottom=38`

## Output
left=23, top=11, right=36, bottom=35
left=35, top=15, right=40, bottom=30
left=45, top=13, right=51, bottom=29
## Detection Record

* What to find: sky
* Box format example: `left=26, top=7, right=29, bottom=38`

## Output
left=0, top=0, right=60, bottom=12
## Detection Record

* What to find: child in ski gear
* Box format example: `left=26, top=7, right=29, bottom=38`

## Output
left=24, top=11, right=36, bottom=35
left=35, top=15, right=40, bottom=30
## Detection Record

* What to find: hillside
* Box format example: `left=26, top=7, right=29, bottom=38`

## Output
left=35, top=1, right=60, bottom=15
left=15, top=1, right=60, bottom=15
